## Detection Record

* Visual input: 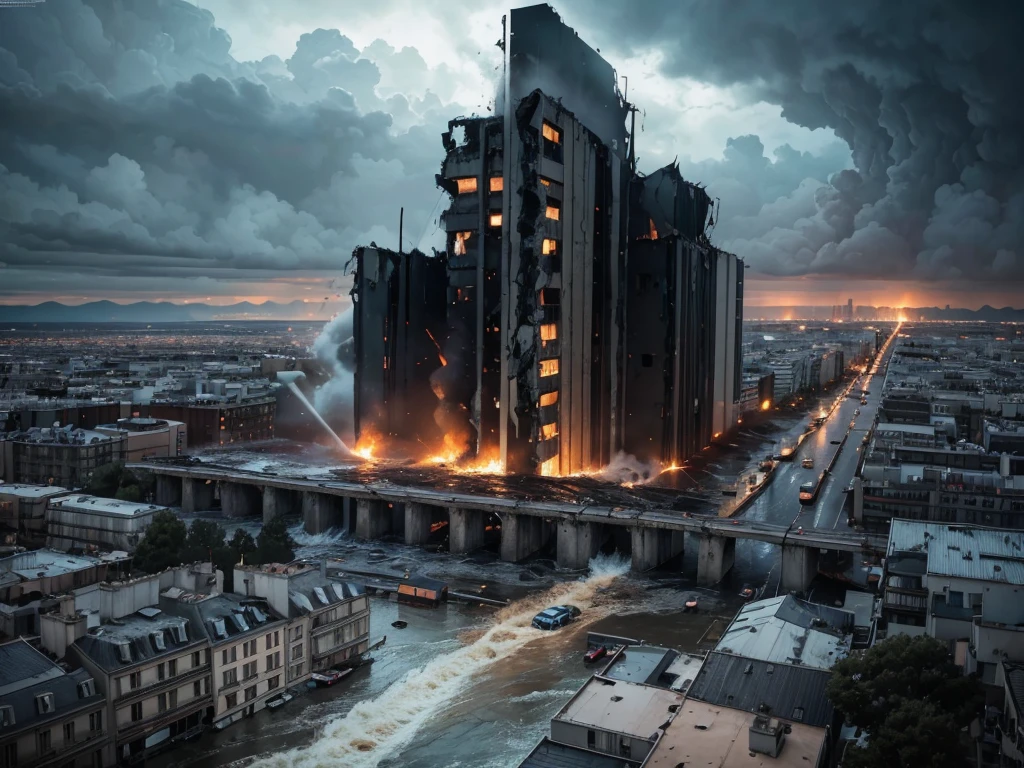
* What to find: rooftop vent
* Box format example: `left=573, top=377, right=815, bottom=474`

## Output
left=749, top=713, right=785, bottom=758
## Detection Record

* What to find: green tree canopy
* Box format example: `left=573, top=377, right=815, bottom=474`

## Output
left=85, top=462, right=124, bottom=498
left=183, top=519, right=227, bottom=563
left=827, top=634, right=983, bottom=768
left=254, top=516, right=296, bottom=565
left=133, top=510, right=187, bottom=573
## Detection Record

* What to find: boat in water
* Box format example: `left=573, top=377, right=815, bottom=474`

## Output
left=683, top=595, right=699, bottom=613
left=266, top=692, right=294, bottom=711
left=311, top=668, right=354, bottom=687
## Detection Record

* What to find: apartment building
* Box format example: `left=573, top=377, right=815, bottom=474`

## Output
left=0, top=484, right=71, bottom=547
left=160, top=590, right=287, bottom=729
left=881, top=520, right=1024, bottom=687
left=46, top=495, right=163, bottom=553
left=0, top=639, right=110, bottom=768
left=68, top=608, right=212, bottom=765
left=233, top=562, right=370, bottom=685
left=0, top=429, right=124, bottom=488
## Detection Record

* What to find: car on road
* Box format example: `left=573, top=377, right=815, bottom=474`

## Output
left=830, top=439, right=842, bottom=445
left=855, top=409, right=861, bottom=416
left=801, top=457, right=814, bottom=469
left=532, top=605, right=581, bottom=630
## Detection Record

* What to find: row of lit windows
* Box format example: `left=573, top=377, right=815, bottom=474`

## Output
left=455, top=176, right=504, bottom=194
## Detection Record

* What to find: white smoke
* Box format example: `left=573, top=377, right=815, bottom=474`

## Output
left=311, top=307, right=356, bottom=442
left=591, top=451, right=664, bottom=485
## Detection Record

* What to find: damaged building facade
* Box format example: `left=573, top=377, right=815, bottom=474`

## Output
left=351, top=4, right=744, bottom=475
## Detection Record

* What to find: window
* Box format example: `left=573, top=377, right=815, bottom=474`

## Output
left=540, top=288, right=560, bottom=306
left=539, top=391, right=558, bottom=408
left=225, top=693, right=237, bottom=710
left=268, top=675, right=280, bottom=691
left=38, top=730, right=51, bottom=753
left=587, top=730, right=596, bottom=749
left=129, top=672, right=141, bottom=690
left=248, top=640, right=257, bottom=656
left=292, top=645, right=304, bottom=661
left=244, top=685, right=257, bottom=702
left=291, top=626, right=303, bottom=642
left=542, top=122, right=561, bottom=144
left=4, top=744, right=16, bottom=766
left=194, top=680, right=202, bottom=698
left=540, top=324, right=557, bottom=342
left=158, top=693, right=167, bottom=712
left=223, top=668, right=237, bottom=687
left=455, top=177, right=477, bottom=194
left=793, top=707, right=805, bottom=721
left=192, top=651, right=201, bottom=668
left=266, top=634, right=273, bottom=651
left=267, top=652, right=281, bottom=671
left=541, top=423, right=558, bottom=440
left=243, top=661, right=258, bottom=680
left=541, top=238, right=557, bottom=255
left=948, top=590, right=963, bottom=607
left=489, top=176, right=503, bottom=192
left=131, top=703, right=143, bottom=722
left=453, top=231, right=472, bottom=255
left=488, top=212, right=502, bottom=227
left=290, top=664, right=304, bottom=680
left=539, top=359, right=559, bottom=378
left=89, top=711, right=102, bottom=733
left=64, top=722, right=75, bottom=743
left=168, top=659, right=177, bottom=677
left=157, top=663, right=166, bottom=681
left=223, top=647, right=236, bottom=665
left=545, top=202, right=560, bottom=221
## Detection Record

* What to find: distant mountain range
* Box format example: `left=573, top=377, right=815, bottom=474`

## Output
left=0, top=300, right=349, bottom=323
left=747, top=305, right=1024, bottom=322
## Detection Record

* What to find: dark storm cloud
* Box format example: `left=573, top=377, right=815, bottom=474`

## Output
left=0, top=0, right=458, bottom=296
left=589, top=0, right=1024, bottom=284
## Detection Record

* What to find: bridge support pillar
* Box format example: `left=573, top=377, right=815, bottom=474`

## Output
left=302, top=492, right=344, bottom=535
left=631, top=528, right=685, bottom=572
left=262, top=487, right=297, bottom=523
left=556, top=521, right=602, bottom=570
left=697, top=535, right=736, bottom=585
left=781, top=544, right=819, bottom=593
left=356, top=499, right=392, bottom=540
left=155, top=475, right=182, bottom=507
left=181, top=479, right=215, bottom=514
left=220, top=482, right=260, bottom=518
left=500, top=513, right=551, bottom=563
left=404, top=502, right=434, bottom=546
left=449, top=507, right=486, bottom=554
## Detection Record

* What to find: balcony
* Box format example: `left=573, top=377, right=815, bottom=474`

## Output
left=930, top=594, right=976, bottom=622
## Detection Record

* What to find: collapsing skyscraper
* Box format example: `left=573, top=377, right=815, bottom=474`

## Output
left=351, top=4, right=743, bottom=475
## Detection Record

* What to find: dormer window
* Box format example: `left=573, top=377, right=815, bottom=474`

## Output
left=117, top=642, right=132, bottom=664
left=0, top=705, right=14, bottom=728
left=314, top=587, right=329, bottom=605
left=151, top=632, right=166, bottom=651
left=77, top=679, right=96, bottom=699
left=171, top=620, right=188, bottom=643
left=36, top=692, right=55, bottom=715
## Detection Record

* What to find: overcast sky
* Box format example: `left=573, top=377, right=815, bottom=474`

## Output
left=0, top=0, right=1020, bottom=308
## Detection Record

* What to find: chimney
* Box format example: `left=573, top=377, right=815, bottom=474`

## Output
left=59, top=595, right=76, bottom=618
left=749, top=710, right=785, bottom=758
left=320, top=559, right=327, bottom=580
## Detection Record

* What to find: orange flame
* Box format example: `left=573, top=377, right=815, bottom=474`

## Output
left=353, top=429, right=381, bottom=461
left=425, top=328, right=447, bottom=367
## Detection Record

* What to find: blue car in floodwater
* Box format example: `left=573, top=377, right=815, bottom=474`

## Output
left=532, top=605, right=581, bottom=630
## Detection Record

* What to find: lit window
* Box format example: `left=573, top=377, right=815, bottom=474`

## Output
left=489, top=213, right=502, bottom=227
left=545, top=203, right=560, bottom=221
left=456, top=177, right=477, bottom=194
left=489, top=177, right=503, bottom=192
left=454, top=231, right=472, bottom=255
left=539, top=359, right=559, bottom=377
left=539, top=391, right=558, bottom=407
left=540, top=178, right=551, bottom=187
left=540, top=288, right=560, bottom=306
left=542, top=122, right=561, bottom=144
left=540, top=324, right=558, bottom=342
left=542, top=239, right=557, bottom=255
left=539, top=455, right=559, bottom=476
left=541, top=422, right=558, bottom=440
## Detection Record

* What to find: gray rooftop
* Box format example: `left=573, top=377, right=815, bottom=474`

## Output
left=287, top=570, right=364, bottom=617
left=716, top=595, right=853, bottom=669
left=0, top=640, right=103, bottom=733
left=73, top=608, right=200, bottom=673
left=50, top=495, right=164, bottom=518
left=888, top=521, right=1024, bottom=584
left=0, top=484, right=71, bottom=499
left=518, top=737, right=638, bottom=768
left=161, top=590, right=285, bottom=648
left=687, top=651, right=836, bottom=728
left=601, top=645, right=678, bottom=687
left=1, top=548, right=104, bottom=580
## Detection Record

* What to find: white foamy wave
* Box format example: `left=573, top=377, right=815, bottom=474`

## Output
left=250, top=559, right=630, bottom=768
left=288, top=523, right=348, bottom=548
left=506, top=688, right=579, bottom=704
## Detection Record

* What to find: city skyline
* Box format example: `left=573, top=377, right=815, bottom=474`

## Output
left=0, top=1, right=1021, bottom=310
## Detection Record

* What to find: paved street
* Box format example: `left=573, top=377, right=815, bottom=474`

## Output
left=738, top=325, right=900, bottom=531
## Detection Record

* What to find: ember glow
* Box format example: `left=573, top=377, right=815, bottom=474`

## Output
left=353, top=430, right=380, bottom=461
left=424, top=328, right=447, bottom=367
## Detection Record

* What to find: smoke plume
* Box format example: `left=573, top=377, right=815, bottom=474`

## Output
left=311, top=307, right=355, bottom=442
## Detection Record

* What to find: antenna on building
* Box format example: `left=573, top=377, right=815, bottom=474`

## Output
left=399, top=207, right=404, bottom=255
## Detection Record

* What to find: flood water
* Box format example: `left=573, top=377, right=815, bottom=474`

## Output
left=151, top=405, right=839, bottom=768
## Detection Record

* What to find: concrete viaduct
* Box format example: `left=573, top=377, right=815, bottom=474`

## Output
left=132, top=463, right=886, bottom=593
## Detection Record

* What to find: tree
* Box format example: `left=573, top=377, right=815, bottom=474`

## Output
left=115, top=484, right=143, bottom=503
left=254, top=516, right=296, bottom=565
left=133, top=510, right=187, bottom=573
left=828, top=634, right=983, bottom=768
left=85, top=462, right=124, bottom=498
left=229, top=528, right=258, bottom=560
left=183, top=519, right=227, bottom=563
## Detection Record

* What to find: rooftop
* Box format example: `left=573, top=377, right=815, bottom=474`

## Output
left=686, top=651, right=836, bottom=728
left=0, top=484, right=72, bottom=499
left=0, top=548, right=104, bottom=579
left=601, top=646, right=678, bottom=687
left=554, top=677, right=682, bottom=738
left=161, top=589, right=284, bottom=646
left=0, top=640, right=103, bottom=732
left=888, top=520, right=1024, bottom=584
left=50, top=494, right=164, bottom=517
left=518, top=737, right=639, bottom=768
left=0, top=638, right=64, bottom=695
left=73, top=607, right=199, bottom=672
left=644, top=699, right=827, bottom=768
left=716, top=596, right=853, bottom=669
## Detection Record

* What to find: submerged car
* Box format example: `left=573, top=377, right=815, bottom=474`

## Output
left=583, top=646, right=608, bottom=664
left=532, top=605, right=581, bottom=630
left=801, top=457, right=815, bottom=469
